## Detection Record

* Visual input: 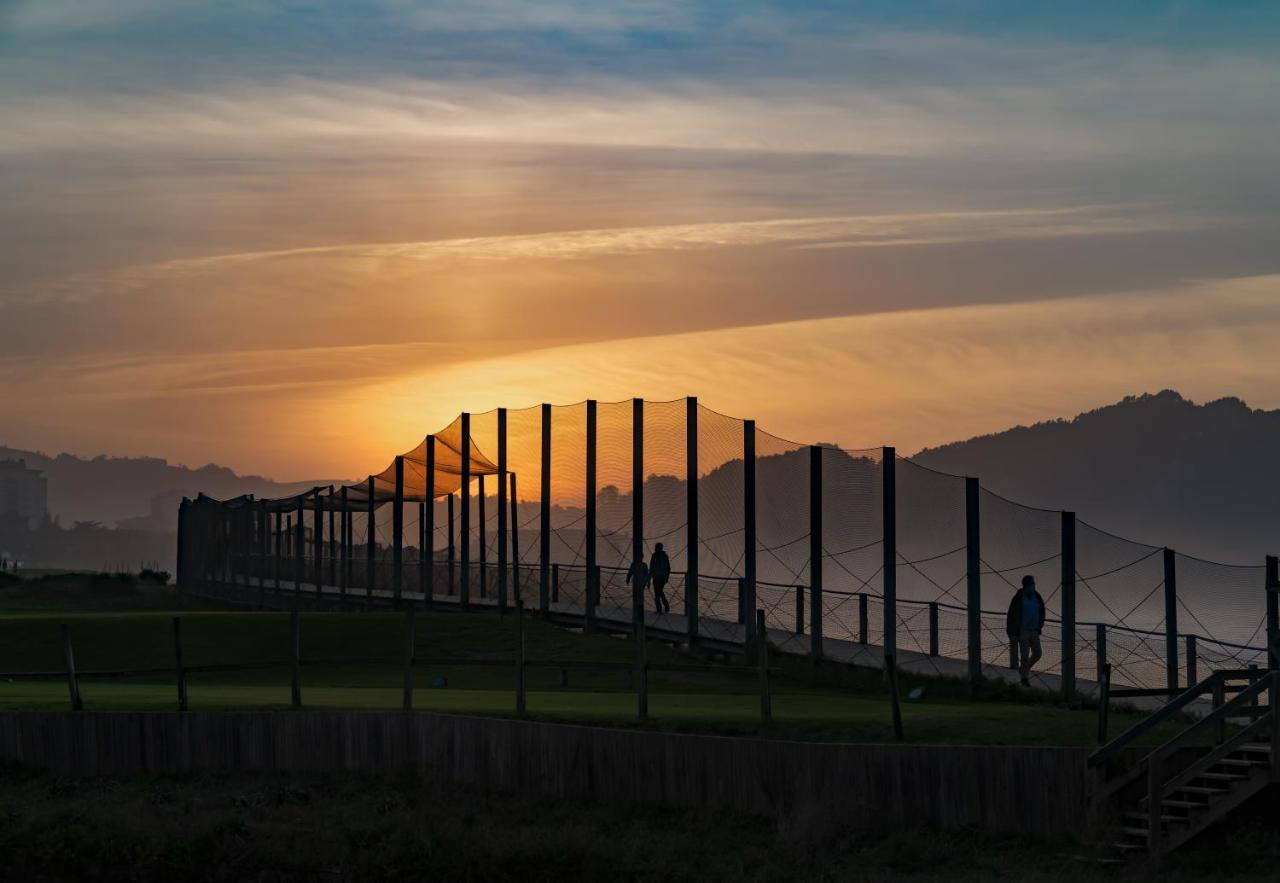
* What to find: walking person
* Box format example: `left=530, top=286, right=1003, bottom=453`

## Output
left=625, top=555, right=650, bottom=616
left=649, top=543, right=671, bottom=614
left=1006, top=575, right=1046, bottom=686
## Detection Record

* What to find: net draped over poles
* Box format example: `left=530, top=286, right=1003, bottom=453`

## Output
left=178, top=397, right=1278, bottom=696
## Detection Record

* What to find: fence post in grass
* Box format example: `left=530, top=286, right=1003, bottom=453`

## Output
left=757, top=609, right=771, bottom=725
left=882, top=447, right=897, bottom=659
left=585, top=400, right=597, bottom=633
left=424, top=435, right=436, bottom=608
left=366, top=476, right=376, bottom=609
left=1163, top=548, right=1179, bottom=692
left=809, top=445, right=822, bottom=662
left=686, top=397, right=700, bottom=644
left=1097, top=663, right=1111, bottom=744
left=1266, top=555, right=1279, bottom=671
left=417, top=502, right=425, bottom=608
left=552, top=562, right=559, bottom=604
left=885, top=651, right=903, bottom=740
left=393, top=455, right=404, bottom=610
left=478, top=473, right=487, bottom=600
left=403, top=609, right=415, bottom=711
left=965, top=477, right=981, bottom=685
left=1185, top=634, right=1198, bottom=687
left=62, top=624, right=82, bottom=711
left=515, top=600, right=526, bottom=714
left=794, top=585, right=804, bottom=635
left=461, top=412, right=471, bottom=612
left=743, top=419, right=757, bottom=650
left=328, top=493, right=336, bottom=590
left=509, top=473, right=520, bottom=604
left=635, top=586, right=649, bottom=720
left=1061, top=510, right=1077, bottom=701
left=313, top=492, right=324, bottom=600
left=447, top=492, right=455, bottom=596
left=928, top=602, right=939, bottom=656
left=858, top=593, right=868, bottom=645
left=291, top=611, right=302, bottom=708
left=273, top=510, right=282, bottom=597
left=737, top=578, right=746, bottom=626
left=540, top=403, right=552, bottom=614
left=1096, top=623, right=1107, bottom=687
left=173, top=615, right=188, bottom=712
left=496, top=415, right=507, bottom=615
left=340, top=489, right=350, bottom=608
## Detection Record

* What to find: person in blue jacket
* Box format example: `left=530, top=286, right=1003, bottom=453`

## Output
left=1006, top=575, right=1046, bottom=686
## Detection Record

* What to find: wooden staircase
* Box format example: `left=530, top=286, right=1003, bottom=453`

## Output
left=1088, top=669, right=1279, bottom=862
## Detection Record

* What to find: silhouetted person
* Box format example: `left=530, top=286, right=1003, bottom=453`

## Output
left=625, top=556, right=650, bottom=610
left=649, top=543, right=671, bottom=614
left=1006, top=575, right=1046, bottom=686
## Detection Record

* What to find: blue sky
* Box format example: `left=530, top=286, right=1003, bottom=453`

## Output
left=1, top=1, right=1279, bottom=475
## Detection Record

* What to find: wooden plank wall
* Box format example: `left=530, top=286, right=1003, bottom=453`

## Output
left=0, top=711, right=1091, bottom=836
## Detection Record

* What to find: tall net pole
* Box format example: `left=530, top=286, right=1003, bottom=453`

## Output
left=585, top=400, right=597, bottom=628
left=1061, top=510, right=1077, bottom=699
left=425, top=436, right=435, bottom=604
left=539, top=404, right=552, bottom=613
left=365, top=476, right=375, bottom=607
left=1164, top=547, right=1179, bottom=691
left=632, top=398, right=644, bottom=623
left=393, top=454, right=404, bottom=610
left=965, top=476, right=981, bottom=684
left=461, top=412, right=472, bottom=611
left=743, top=418, right=757, bottom=647
left=882, top=447, right=897, bottom=659
left=808, top=445, right=822, bottom=661
left=497, top=413, right=508, bottom=613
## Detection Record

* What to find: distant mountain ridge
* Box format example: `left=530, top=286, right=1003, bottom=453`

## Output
left=0, top=445, right=345, bottom=529
left=913, top=390, right=1280, bottom=562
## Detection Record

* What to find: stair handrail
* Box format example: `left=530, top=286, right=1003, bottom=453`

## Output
left=1146, top=673, right=1271, bottom=769
left=1088, top=670, right=1225, bottom=768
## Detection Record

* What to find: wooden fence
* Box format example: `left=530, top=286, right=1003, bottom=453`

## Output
left=0, top=708, right=1093, bottom=836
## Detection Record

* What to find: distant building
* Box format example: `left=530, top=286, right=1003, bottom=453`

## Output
left=0, top=459, right=48, bottom=527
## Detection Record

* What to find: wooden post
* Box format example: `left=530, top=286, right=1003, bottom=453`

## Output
left=794, top=585, right=804, bottom=635
left=858, top=593, right=868, bottom=644
left=509, top=473, right=520, bottom=604
left=540, top=403, right=552, bottom=614
left=515, top=600, right=526, bottom=714
left=1185, top=634, right=1198, bottom=687
left=1097, top=663, right=1111, bottom=744
left=1213, top=677, right=1226, bottom=744
left=928, top=602, right=939, bottom=656
left=339, top=487, right=349, bottom=607
left=585, top=399, right=597, bottom=632
left=424, top=435, right=436, bottom=606
left=1266, top=555, right=1279, bottom=671
left=882, top=447, right=897, bottom=658
left=1270, top=671, right=1280, bottom=781
left=290, top=611, right=302, bottom=708
left=1096, top=623, right=1107, bottom=687
left=885, top=651, right=903, bottom=740
left=497, top=414, right=508, bottom=614
left=447, top=492, right=456, bottom=596
left=365, top=476, right=375, bottom=608
left=393, top=455, right=404, bottom=610
left=273, top=510, right=282, bottom=595
left=965, top=477, right=981, bottom=684
left=62, top=624, right=82, bottom=711
left=313, top=494, right=323, bottom=599
left=757, top=608, right=771, bottom=724
left=632, top=398, right=645, bottom=627
left=478, top=473, right=487, bottom=599
left=1164, top=548, right=1179, bottom=692
left=743, top=419, right=757, bottom=648
left=686, top=397, right=700, bottom=643
left=417, top=502, right=425, bottom=608
left=1148, top=753, right=1163, bottom=860
left=737, top=578, right=746, bottom=625
left=636, top=591, right=648, bottom=720
left=461, top=412, right=471, bottom=611
left=552, top=562, right=560, bottom=604
left=327, top=495, right=336, bottom=589
left=173, top=616, right=187, bottom=712
left=294, top=504, right=305, bottom=599
left=1061, top=510, right=1077, bottom=700
left=809, top=445, right=822, bottom=662
left=402, top=609, right=415, bottom=711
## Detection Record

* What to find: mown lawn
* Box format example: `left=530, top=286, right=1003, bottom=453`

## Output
left=0, top=606, right=1176, bottom=746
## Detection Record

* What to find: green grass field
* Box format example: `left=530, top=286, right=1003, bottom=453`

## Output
left=0, top=573, right=1176, bottom=745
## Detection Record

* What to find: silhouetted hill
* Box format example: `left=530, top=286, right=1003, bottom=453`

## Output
left=0, top=445, right=344, bottom=529
left=912, top=390, right=1280, bottom=562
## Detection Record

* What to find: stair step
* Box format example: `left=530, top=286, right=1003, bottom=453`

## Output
left=1216, top=758, right=1266, bottom=768
left=1175, top=786, right=1226, bottom=796
left=1160, top=799, right=1208, bottom=810
left=1112, top=842, right=1146, bottom=853
left=1120, top=827, right=1151, bottom=838
left=1198, top=772, right=1248, bottom=781
left=1237, top=743, right=1272, bottom=754
left=1124, top=812, right=1184, bottom=824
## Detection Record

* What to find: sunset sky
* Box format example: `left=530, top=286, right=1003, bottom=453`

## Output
left=3, top=1, right=1280, bottom=479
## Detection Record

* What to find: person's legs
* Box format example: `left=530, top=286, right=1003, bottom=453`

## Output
left=654, top=581, right=669, bottom=613
left=1027, top=633, right=1043, bottom=670
left=1018, top=633, right=1032, bottom=682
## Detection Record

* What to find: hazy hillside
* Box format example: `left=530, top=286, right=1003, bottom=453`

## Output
left=912, top=390, right=1280, bottom=562
left=0, top=445, right=345, bottom=529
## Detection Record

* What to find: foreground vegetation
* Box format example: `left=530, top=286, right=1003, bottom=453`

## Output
left=0, top=766, right=1276, bottom=881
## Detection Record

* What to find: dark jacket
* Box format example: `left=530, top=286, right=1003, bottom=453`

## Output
left=1006, top=589, right=1046, bottom=636
left=649, top=550, right=671, bottom=584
